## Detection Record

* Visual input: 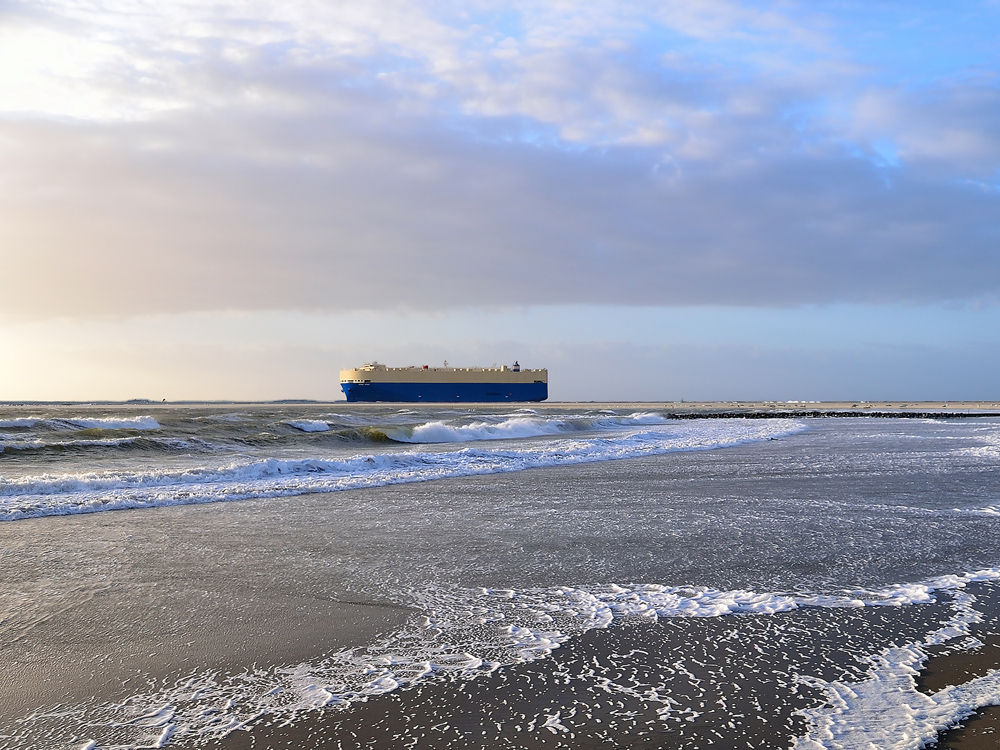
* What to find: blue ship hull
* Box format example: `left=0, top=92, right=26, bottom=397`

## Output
left=341, top=381, right=548, bottom=403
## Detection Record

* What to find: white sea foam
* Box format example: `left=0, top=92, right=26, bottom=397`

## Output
left=24, top=568, right=1000, bottom=750
left=623, top=412, right=670, bottom=424
left=466, top=570, right=1000, bottom=637
left=0, top=419, right=805, bottom=521
left=961, top=435, right=1000, bottom=459
left=793, top=594, right=993, bottom=750
left=286, top=420, right=331, bottom=432
left=391, top=416, right=570, bottom=443
left=792, top=572, right=1000, bottom=750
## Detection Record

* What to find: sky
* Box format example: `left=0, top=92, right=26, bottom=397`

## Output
left=1, top=0, right=998, bottom=401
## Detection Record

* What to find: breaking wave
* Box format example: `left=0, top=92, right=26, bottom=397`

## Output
left=0, top=436, right=216, bottom=456
left=387, top=412, right=671, bottom=443
left=0, top=415, right=160, bottom=431
left=0, top=419, right=803, bottom=521
left=0, top=418, right=41, bottom=428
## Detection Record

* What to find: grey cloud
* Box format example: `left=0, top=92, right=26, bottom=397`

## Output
left=850, top=81, right=1000, bottom=178
left=2, top=18, right=998, bottom=317
left=2, top=100, right=998, bottom=316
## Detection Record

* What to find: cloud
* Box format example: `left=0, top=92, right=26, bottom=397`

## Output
left=1, top=0, right=998, bottom=317
left=850, top=81, right=1000, bottom=178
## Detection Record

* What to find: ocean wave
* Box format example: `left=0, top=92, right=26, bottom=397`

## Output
left=195, top=412, right=250, bottom=423
left=0, top=436, right=217, bottom=457
left=286, top=420, right=331, bottom=432
left=61, top=416, right=161, bottom=430
left=388, top=416, right=570, bottom=443
left=0, top=437, right=142, bottom=454
left=12, top=416, right=163, bottom=431
left=0, top=418, right=41, bottom=428
left=389, top=412, right=672, bottom=444
left=0, top=419, right=804, bottom=520
left=958, top=434, right=1000, bottom=459
left=334, top=427, right=394, bottom=443
left=624, top=411, right=670, bottom=424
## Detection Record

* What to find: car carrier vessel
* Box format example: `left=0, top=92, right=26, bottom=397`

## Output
left=340, top=362, right=548, bottom=403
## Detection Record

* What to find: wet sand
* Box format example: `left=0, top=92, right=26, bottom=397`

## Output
left=0, top=503, right=410, bottom=736
left=919, top=637, right=1000, bottom=694
left=193, top=599, right=966, bottom=749
left=936, top=705, right=1000, bottom=748
left=187, top=581, right=1000, bottom=750
left=918, top=587, right=1000, bottom=750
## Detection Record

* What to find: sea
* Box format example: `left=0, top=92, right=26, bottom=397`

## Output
left=2, top=403, right=1000, bottom=749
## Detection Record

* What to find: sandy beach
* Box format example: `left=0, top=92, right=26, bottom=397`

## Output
left=4, top=404, right=1000, bottom=749
left=0, top=502, right=411, bottom=746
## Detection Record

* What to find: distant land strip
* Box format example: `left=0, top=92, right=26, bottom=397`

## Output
left=652, top=402, right=1000, bottom=419
left=667, top=410, right=1000, bottom=419
left=0, top=400, right=998, bottom=418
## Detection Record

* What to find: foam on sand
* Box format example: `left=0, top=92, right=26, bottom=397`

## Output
left=794, top=583, right=1000, bottom=750
left=21, top=569, right=1000, bottom=750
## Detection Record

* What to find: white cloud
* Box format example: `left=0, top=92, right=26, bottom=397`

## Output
left=0, top=0, right=997, bottom=321
left=850, top=83, right=1000, bottom=176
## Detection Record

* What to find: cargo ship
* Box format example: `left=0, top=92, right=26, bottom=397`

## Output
left=340, top=362, right=548, bottom=403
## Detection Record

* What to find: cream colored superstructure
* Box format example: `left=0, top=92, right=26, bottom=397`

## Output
left=340, top=362, right=547, bottom=385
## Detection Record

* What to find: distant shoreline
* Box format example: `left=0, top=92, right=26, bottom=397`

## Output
left=1, top=399, right=999, bottom=416
left=629, top=401, right=1000, bottom=418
